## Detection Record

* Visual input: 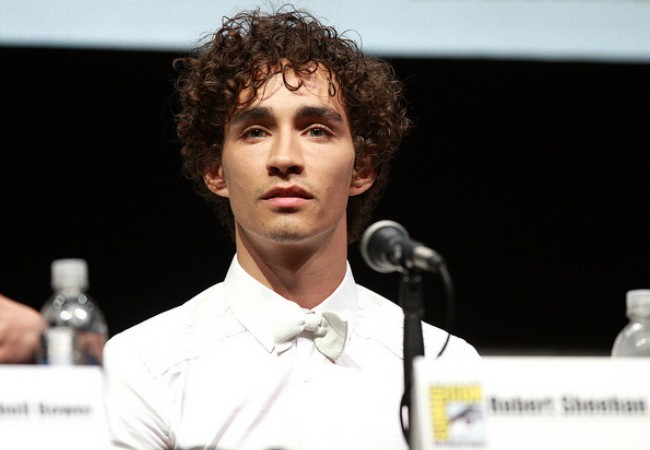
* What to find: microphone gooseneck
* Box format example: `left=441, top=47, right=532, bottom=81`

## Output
left=360, top=220, right=456, bottom=446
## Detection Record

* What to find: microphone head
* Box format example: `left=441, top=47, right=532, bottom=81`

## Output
left=360, top=220, right=410, bottom=273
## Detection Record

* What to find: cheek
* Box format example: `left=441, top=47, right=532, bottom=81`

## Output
left=324, top=167, right=355, bottom=201
left=220, top=169, right=248, bottom=211
left=222, top=155, right=255, bottom=187
left=227, top=176, right=252, bottom=206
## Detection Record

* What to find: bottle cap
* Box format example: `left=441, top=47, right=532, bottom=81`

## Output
left=51, top=259, right=88, bottom=292
left=626, top=289, right=650, bottom=317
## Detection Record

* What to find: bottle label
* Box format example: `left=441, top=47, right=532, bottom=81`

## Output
left=45, top=327, right=75, bottom=365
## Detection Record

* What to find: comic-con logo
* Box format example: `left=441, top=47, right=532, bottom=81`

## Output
left=430, top=384, right=485, bottom=446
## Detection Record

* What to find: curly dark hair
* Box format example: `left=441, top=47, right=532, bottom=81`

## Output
left=175, top=7, right=411, bottom=242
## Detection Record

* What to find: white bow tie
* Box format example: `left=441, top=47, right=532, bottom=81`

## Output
left=273, top=309, right=347, bottom=361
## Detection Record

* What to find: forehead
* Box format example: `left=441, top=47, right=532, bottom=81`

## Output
left=232, top=65, right=347, bottom=119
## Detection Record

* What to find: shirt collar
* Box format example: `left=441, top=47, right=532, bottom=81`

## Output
left=223, top=255, right=358, bottom=353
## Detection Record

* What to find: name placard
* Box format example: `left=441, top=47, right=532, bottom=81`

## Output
left=0, top=365, right=108, bottom=449
left=412, top=357, right=650, bottom=450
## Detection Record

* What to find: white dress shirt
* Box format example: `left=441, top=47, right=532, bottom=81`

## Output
left=104, top=257, right=479, bottom=450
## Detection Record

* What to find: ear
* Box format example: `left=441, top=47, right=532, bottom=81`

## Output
left=349, top=153, right=376, bottom=197
left=203, top=164, right=229, bottom=198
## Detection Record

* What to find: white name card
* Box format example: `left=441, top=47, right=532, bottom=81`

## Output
left=412, top=357, right=650, bottom=450
left=0, top=365, right=108, bottom=450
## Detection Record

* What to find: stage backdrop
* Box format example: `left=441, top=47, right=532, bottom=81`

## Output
left=1, top=45, right=648, bottom=355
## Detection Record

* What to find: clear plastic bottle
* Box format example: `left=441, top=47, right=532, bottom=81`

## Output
left=38, top=259, right=108, bottom=365
left=611, top=289, right=650, bottom=357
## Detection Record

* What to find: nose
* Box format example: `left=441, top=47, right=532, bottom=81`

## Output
left=266, top=131, right=304, bottom=177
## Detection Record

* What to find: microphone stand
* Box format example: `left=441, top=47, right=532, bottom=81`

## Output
left=399, top=268, right=425, bottom=447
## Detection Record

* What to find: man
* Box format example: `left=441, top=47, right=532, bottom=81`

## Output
left=103, top=8, right=478, bottom=450
left=0, top=294, right=44, bottom=363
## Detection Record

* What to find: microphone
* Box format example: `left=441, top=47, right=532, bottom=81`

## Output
left=360, top=220, right=444, bottom=273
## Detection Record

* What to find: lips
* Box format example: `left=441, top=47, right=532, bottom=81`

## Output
left=262, top=185, right=313, bottom=200
left=261, top=185, right=314, bottom=208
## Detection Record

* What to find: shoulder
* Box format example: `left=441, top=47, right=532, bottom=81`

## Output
left=354, top=284, right=479, bottom=360
left=422, top=325, right=480, bottom=359
left=104, top=282, right=239, bottom=378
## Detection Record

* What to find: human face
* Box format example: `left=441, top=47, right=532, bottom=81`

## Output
left=204, top=68, right=374, bottom=247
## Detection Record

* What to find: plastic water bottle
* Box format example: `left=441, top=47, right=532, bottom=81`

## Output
left=611, top=289, right=650, bottom=357
left=38, top=259, right=109, bottom=365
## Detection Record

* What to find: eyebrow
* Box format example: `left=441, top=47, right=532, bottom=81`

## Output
left=230, top=106, right=273, bottom=126
left=294, top=106, right=344, bottom=124
left=229, top=105, right=345, bottom=126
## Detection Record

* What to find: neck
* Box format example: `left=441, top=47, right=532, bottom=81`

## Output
left=235, top=223, right=349, bottom=309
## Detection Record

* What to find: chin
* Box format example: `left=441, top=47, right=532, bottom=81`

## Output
left=241, top=215, right=341, bottom=245
left=266, top=226, right=311, bottom=243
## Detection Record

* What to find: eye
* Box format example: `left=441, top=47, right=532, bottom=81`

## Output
left=307, top=127, right=331, bottom=138
left=242, top=128, right=267, bottom=139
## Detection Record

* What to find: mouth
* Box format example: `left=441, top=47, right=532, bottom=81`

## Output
left=262, top=185, right=314, bottom=201
left=261, top=185, right=314, bottom=208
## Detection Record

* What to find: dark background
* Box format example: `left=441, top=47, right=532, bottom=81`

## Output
left=2, top=47, right=649, bottom=355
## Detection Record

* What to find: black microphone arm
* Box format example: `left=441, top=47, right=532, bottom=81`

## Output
left=360, top=220, right=445, bottom=274
left=360, top=220, right=456, bottom=447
